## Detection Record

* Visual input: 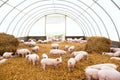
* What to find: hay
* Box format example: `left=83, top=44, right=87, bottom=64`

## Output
left=0, top=33, right=19, bottom=55
left=85, top=36, right=111, bottom=53
left=1, top=41, right=120, bottom=80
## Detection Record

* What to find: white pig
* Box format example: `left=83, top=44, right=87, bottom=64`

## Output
left=68, top=46, right=75, bottom=53
left=42, top=53, right=48, bottom=59
left=0, top=56, right=3, bottom=60
left=113, top=51, right=120, bottom=57
left=110, top=47, right=120, bottom=52
left=51, top=43, right=59, bottom=49
left=110, top=57, right=120, bottom=61
left=0, top=59, right=8, bottom=64
left=98, top=69, right=120, bottom=80
left=24, top=41, right=36, bottom=47
left=102, top=52, right=114, bottom=56
left=32, top=45, right=39, bottom=52
left=100, top=65, right=117, bottom=70
left=74, top=52, right=88, bottom=62
left=26, top=53, right=40, bottom=65
left=19, top=39, right=24, bottom=43
left=87, top=63, right=118, bottom=70
left=85, top=68, right=99, bottom=80
left=85, top=64, right=118, bottom=80
left=64, top=45, right=70, bottom=51
left=72, top=51, right=88, bottom=57
left=3, top=52, right=13, bottom=58
left=50, top=49, right=67, bottom=56
left=40, top=57, right=62, bottom=70
left=16, top=49, right=31, bottom=57
left=68, top=58, right=76, bottom=72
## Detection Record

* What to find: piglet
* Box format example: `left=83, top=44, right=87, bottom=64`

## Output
left=64, top=45, right=70, bottom=51
left=51, top=43, right=59, bottom=49
left=50, top=49, right=66, bottom=56
left=102, top=52, right=114, bottom=56
left=26, top=53, right=40, bottom=65
left=68, top=46, right=75, bottom=53
left=32, top=45, right=39, bottom=52
left=85, top=68, right=99, bottom=80
left=87, top=63, right=118, bottom=70
left=0, top=59, right=8, bottom=64
left=110, top=57, right=120, bottom=61
left=110, top=47, right=120, bottom=52
left=72, top=51, right=88, bottom=57
left=40, top=57, right=62, bottom=70
left=98, top=69, right=120, bottom=80
left=68, top=58, right=76, bottom=72
left=113, top=51, right=120, bottom=57
left=16, top=49, right=31, bottom=57
left=3, top=52, right=13, bottom=58
left=74, top=52, right=88, bottom=62
left=42, top=53, right=48, bottom=59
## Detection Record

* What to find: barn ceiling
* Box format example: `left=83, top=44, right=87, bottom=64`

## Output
left=0, top=0, right=120, bottom=41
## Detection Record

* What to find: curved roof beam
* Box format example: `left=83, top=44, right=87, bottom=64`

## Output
left=56, top=0, right=101, bottom=36
left=17, top=9, right=88, bottom=37
left=5, top=6, right=90, bottom=37
left=25, top=13, right=87, bottom=37
left=5, top=0, right=46, bottom=32
left=4, top=0, right=99, bottom=37
left=0, top=0, right=9, bottom=7
left=0, top=0, right=27, bottom=26
left=111, top=0, right=120, bottom=10
left=26, top=14, right=83, bottom=37
left=0, top=0, right=118, bottom=41
left=11, top=8, right=92, bottom=37
left=58, top=0, right=101, bottom=36
left=9, top=4, right=92, bottom=37
left=93, top=0, right=120, bottom=42
left=77, top=0, right=110, bottom=38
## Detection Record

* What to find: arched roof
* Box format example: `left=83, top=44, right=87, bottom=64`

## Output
left=0, top=0, right=120, bottom=41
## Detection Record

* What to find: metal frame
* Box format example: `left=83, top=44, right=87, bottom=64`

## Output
left=0, top=0, right=119, bottom=42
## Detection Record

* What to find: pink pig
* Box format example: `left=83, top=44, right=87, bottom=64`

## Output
left=85, top=68, right=99, bottom=80
left=3, top=52, right=13, bottom=58
left=40, top=57, right=62, bottom=70
left=32, top=46, right=39, bottom=52
left=110, top=57, right=120, bottom=61
left=88, top=63, right=118, bottom=70
left=72, top=51, right=88, bottom=57
left=98, top=69, right=120, bottom=80
left=68, top=58, right=76, bottom=72
left=74, top=52, right=88, bottom=62
left=50, top=49, right=66, bottom=56
left=51, top=43, right=59, bottom=49
left=16, top=49, right=31, bottom=57
left=42, top=53, right=48, bottom=59
left=26, top=54, right=40, bottom=65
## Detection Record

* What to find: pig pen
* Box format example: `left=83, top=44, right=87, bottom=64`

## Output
left=0, top=41, right=120, bottom=80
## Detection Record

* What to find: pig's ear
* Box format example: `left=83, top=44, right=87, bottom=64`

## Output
left=56, top=58, right=59, bottom=61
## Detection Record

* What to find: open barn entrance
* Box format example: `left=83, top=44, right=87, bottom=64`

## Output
left=46, top=14, right=65, bottom=41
